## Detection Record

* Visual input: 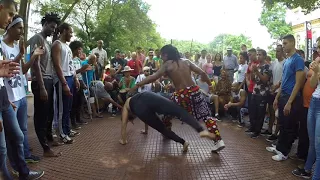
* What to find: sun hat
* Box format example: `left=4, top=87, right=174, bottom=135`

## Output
left=122, top=66, right=134, bottom=72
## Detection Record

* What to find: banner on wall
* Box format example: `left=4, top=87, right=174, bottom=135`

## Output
left=306, top=21, right=313, bottom=62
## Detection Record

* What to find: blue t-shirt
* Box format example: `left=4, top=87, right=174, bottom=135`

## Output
left=81, top=60, right=95, bottom=85
left=281, top=53, right=305, bottom=95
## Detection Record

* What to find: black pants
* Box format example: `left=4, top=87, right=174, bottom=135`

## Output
left=228, top=106, right=240, bottom=119
left=249, top=94, right=268, bottom=134
left=31, top=79, right=54, bottom=151
left=71, top=83, right=84, bottom=125
left=297, top=107, right=309, bottom=160
left=130, top=92, right=205, bottom=144
left=247, top=92, right=253, bottom=128
left=276, top=94, right=302, bottom=156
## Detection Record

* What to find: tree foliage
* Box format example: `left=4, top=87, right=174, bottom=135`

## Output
left=261, top=0, right=320, bottom=14
left=259, top=3, right=293, bottom=40
left=33, top=0, right=164, bottom=55
left=166, top=40, right=208, bottom=54
left=208, top=34, right=252, bottom=56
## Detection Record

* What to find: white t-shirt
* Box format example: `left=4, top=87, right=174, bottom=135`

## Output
left=1, top=41, right=26, bottom=102
left=135, top=74, right=152, bottom=92
left=198, top=57, right=206, bottom=68
left=237, top=64, right=248, bottom=83
left=270, top=59, right=285, bottom=93
left=0, top=39, right=4, bottom=86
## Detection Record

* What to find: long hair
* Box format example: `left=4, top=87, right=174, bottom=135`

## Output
left=160, top=45, right=181, bottom=66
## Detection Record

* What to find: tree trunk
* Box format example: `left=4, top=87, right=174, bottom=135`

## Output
left=61, top=0, right=81, bottom=23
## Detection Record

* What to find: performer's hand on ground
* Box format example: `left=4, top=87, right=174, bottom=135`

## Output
left=119, top=139, right=127, bottom=145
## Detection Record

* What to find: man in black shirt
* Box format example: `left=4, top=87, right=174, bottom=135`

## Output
left=110, top=49, right=125, bottom=79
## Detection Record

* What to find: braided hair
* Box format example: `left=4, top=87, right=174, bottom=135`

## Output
left=41, top=13, right=61, bottom=26
left=160, top=45, right=181, bottom=65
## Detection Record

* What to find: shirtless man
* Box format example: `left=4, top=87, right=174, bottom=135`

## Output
left=131, top=45, right=225, bottom=152
left=120, top=92, right=216, bottom=153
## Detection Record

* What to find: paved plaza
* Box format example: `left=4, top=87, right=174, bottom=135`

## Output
left=24, top=97, right=301, bottom=180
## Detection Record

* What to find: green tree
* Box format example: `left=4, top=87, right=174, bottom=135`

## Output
left=208, top=34, right=252, bottom=56
left=259, top=3, right=293, bottom=40
left=166, top=40, right=208, bottom=55
left=261, top=0, right=320, bottom=14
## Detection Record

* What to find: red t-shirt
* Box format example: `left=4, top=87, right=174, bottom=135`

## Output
left=246, top=61, right=259, bottom=93
left=127, top=59, right=142, bottom=77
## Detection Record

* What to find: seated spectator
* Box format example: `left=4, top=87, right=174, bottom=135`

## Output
left=214, top=69, right=232, bottom=110
left=197, top=75, right=220, bottom=120
left=144, top=51, right=157, bottom=74
left=224, top=82, right=247, bottom=126
left=104, top=68, right=120, bottom=116
left=136, top=67, right=152, bottom=93
left=118, top=66, right=136, bottom=104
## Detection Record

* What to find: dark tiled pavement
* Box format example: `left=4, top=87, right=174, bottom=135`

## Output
left=25, top=97, right=301, bottom=180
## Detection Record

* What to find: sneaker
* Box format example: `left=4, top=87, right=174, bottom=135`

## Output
left=261, top=130, right=272, bottom=136
left=292, top=168, right=311, bottom=179
left=25, top=155, right=40, bottom=163
left=266, top=134, right=278, bottom=142
left=211, top=140, right=225, bottom=153
left=251, top=133, right=260, bottom=139
left=245, top=129, right=253, bottom=134
left=272, top=153, right=288, bottom=161
left=266, top=146, right=280, bottom=154
left=69, top=130, right=80, bottom=137
left=72, top=125, right=81, bottom=130
left=215, top=115, right=221, bottom=122
left=52, top=134, right=58, bottom=138
left=237, top=123, right=245, bottom=128
left=60, top=135, right=73, bottom=144
left=271, top=143, right=276, bottom=148
left=232, top=119, right=238, bottom=123
left=27, top=170, right=45, bottom=180
left=289, top=154, right=305, bottom=161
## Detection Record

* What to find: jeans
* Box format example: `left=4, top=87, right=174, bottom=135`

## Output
left=0, top=120, right=11, bottom=180
left=304, top=97, right=320, bottom=179
left=9, top=97, right=31, bottom=171
left=276, top=94, right=302, bottom=156
left=240, top=108, right=248, bottom=124
left=55, top=76, right=74, bottom=137
left=1, top=105, right=29, bottom=179
left=249, top=94, right=267, bottom=134
left=32, top=79, right=54, bottom=151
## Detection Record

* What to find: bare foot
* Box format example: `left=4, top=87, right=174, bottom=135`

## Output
left=51, top=141, right=64, bottom=147
left=140, top=130, right=148, bottom=134
left=182, top=142, right=189, bottom=153
left=43, top=149, right=62, bottom=157
left=199, top=130, right=216, bottom=140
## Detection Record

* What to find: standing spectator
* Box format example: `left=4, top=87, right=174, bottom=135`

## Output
left=51, top=23, right=80, bottom=144
left=266, top=35, right=305, bottom=161
left=241, top=44, right=247, bottom=53
left=127, top=52, right=142, bottom=78
left=202, top=54, right=214, bottom=79
left=266, top=45, right=285, bottom=141
left=213, top=53, right=223, bottom=83
left=223, top=47, right=239, bottom=82
left=198, top=49, right=207, bottom=68
left=136, top=47, right=146, bottom=65
left=154, top=49, right=162, bottom=69
left=110, top=49, right=125, bottom=80
left=248, top=49, right=272, bottom=138
left=91, top=40, right=108, bottom=68
left=28, top=13, right=62, bottom=157
left=237, top=52, right=249, bottom=89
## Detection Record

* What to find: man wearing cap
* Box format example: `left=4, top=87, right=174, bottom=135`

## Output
left=136, top=67, right=152, bottom=93
left=223, top=47, right=239, bottom=82
left=110, top=49, right=125, bottom=80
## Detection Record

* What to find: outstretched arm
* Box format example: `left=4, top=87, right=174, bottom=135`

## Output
left=135, top=62, right=167, bottom=87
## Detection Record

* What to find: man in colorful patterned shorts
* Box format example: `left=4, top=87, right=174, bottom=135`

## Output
left=131, top=45, right=225, bottom=152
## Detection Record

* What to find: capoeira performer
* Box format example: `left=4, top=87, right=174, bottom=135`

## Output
left=119, top=91, right=216, bottom=153
left=131, top=45, right=225, bottom=152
